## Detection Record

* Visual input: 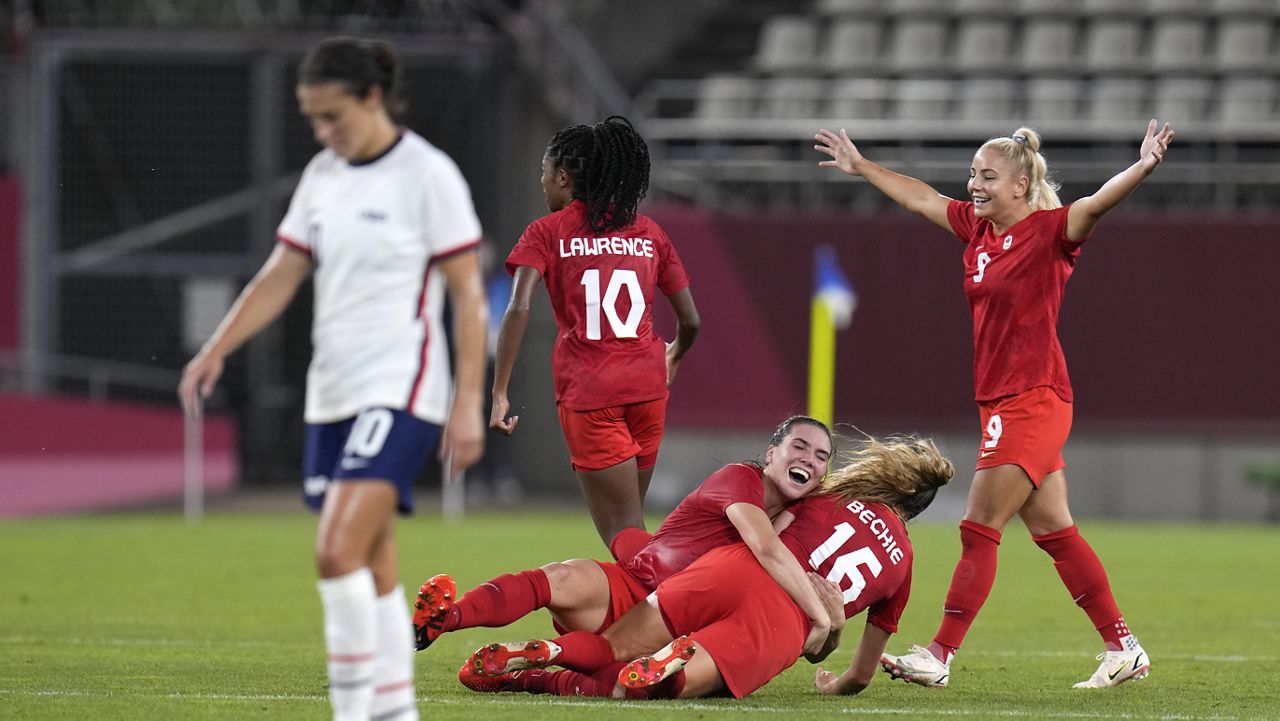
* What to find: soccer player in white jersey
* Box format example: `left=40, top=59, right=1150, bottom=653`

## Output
left=178, top=37, right=487, bottom=721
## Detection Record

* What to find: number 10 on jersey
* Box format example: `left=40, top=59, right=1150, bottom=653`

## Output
left=580, top=268, right=645, bottom=340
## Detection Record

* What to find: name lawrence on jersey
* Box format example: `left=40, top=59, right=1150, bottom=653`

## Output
left=559, top=236, right=655, bottom=258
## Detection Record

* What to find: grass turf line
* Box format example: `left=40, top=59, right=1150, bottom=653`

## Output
left=1, top=511, right=1277, bottom=720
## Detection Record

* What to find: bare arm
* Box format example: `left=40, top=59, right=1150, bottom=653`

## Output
left=726, top=502, right=831, bottom=655
left=1066, top=119, right=1174, bottom=242
left=437, top=248, right=489, bottom=472
left=663, top=288, right=700, bottom=386
left=489, top=265, right=542, bottom=436
left=814, top=622, right=892, bottom=695
left=814, top=128, right=954, bottom=232
left=802, top=572, right=847, bottom=664
left=177, top=244, right=312, bottom=415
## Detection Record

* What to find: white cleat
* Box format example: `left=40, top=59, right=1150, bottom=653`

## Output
left=1073, top=645, right=1150, bottom=689
left=880, top=644, right=950, bottom=688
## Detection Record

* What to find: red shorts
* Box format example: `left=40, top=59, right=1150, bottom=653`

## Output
left=655, top=545, right=807, bottom=699
left=976, top=386, right=1073, bottom=487
left=550, top=561, right=650, bottom=636
left=557, top=397, right=667, bottom=472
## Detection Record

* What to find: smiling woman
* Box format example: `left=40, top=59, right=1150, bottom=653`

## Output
left=177, top=36, right=489, bottom=721
left=814, top=119, right=1174, bottom=690
left=410, top=415, right=839, bottom=671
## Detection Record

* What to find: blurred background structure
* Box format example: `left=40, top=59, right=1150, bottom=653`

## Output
left=2, top=0, right=1278, bottom=521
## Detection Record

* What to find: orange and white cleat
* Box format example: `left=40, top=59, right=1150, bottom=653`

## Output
left=467, top=639, right=562, bottom=677
left=412, top=574, right=456, bottom=651
left=618, top=635, right=697, bottom=690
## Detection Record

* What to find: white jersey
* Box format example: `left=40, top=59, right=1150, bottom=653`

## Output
left=277, top=130, right=482, bottom=425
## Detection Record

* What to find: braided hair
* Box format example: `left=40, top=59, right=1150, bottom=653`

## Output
left=545, top=115, right=650, bottom=234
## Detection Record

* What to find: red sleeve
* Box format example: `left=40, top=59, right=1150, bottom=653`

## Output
left=867, top=562, right=911, bottom=634
left=506, top=217, right=552, bottom=276
left=1055, top=204, right=1086, bottom=257
left=698, top=464, right=766, bottom=516
left=653, top=225, right=690, bottom=296
left=946, top=199, right=978, bottom=243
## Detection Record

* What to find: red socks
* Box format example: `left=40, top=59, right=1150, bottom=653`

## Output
left=933, top=520, right=1002, bottom=653
left=446, top=569, right=552, bottom=632
left=516, top=665, right=685, bottom=699
left=1032, top=525, right=1127, bottom=648
left=609, top=527, right=653, bottom=563
left=550, top=630, right=616, bottom=672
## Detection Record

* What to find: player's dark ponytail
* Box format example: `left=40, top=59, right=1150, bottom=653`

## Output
left=298, top=37, right=407, bottom=122
left=545, top=116, right=650, bottom=234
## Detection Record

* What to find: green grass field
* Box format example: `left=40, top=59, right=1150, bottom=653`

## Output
left=2, top=509, right=1278, bottom=720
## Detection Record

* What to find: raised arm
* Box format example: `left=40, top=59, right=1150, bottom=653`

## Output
left=178, top=244, right=312, bottom=416
left=437, top=248, right=489, bottom=472
left=1066, top=119, right=1174, bottom=242
left=726, top=502, right=831, bottom=656
left=814, top=622, right=893, bottom=695
left=489, top=265, right=542, bottom=436
left=814, top=128, right=954, bottom=232
left=663, top=288, right=700, bottom=386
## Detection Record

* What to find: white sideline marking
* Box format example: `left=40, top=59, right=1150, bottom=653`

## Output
left=0, top=690, right=1263, bottom=720
left=2, top=636, right=1270, bottom=664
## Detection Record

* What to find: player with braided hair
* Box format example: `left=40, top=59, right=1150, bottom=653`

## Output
left=490, top=116, right=700, bottom=557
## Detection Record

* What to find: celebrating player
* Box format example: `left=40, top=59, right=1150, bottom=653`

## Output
left=414, top=416, right=838, bottom=660
left=178, top=37, right=488, bottom=721
left=457, top=435, right=955, bottom=700
left=814, top=120, right=1174, bottom=689
left=489, top=116, right=700, bottom=556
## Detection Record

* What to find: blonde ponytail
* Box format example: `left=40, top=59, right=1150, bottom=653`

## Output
left=980, top=127, right=1062, bottom=210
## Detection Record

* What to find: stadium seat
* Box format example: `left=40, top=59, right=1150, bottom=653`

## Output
left=1219, top=76, right=1277, bottom=124
left=889, top=17, right=951, bottom=74
left=955, top=0, right=1009, bottom=14
left=829, top=78, right=893, bottom=121
left=815, top=0, right=883, bottom=15
left=695, top=74, right=758, bottom=120
left=1146, top=0, right=1209, bottom=13
left=895, top=79, right=953, bottom=120
left=759, top=77, right=828, bottom=119
left=1084, top=18, right=1144, bottom=73
left=1089, top=78, right=1149, bottom=123
left=1213, top=0, right=1277, bottom=13
left=1025, top=78, right=1086, bottom=123
left=1081, top=0, right=1146, bottom=15
left=891, top=0, right=951, bottom=13
left=959, top=78, right=1021, bottom=122
left=1020, top=18, right=1079, bottom=74
left=1154, top=77, right=1213, bottom=123
left=1215, top=19, right=1276, bottom=73
left=755, top=16, right=821, bottom=73
left=824, top=17, right=883, bottom=73
left=955, top=17, right=1016, bottom=73
left=1019, top=0, right=1084, bottom=14
left=1151, top=17, right=1210, bottom=73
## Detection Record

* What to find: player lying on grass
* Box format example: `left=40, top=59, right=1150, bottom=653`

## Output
left=458, top=436, right=954, bottom=699
left=414, top=416, right=840, bottom=658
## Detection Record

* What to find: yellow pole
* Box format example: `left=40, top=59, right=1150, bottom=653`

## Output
left=808, top=297, right=835, bottom=426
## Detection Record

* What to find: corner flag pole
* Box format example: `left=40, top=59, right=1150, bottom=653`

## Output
left=807, top=245, right=857, bottom=427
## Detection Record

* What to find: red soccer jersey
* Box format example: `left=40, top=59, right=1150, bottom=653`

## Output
left=625, top=463, right=767, bottom=590
left=781, top=495, right=913, bottom=633
left=506, top=200, right=690, bottom=411
left=948, top=200, right=1086, bottom=403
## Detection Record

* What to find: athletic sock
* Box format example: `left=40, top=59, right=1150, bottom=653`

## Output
left=318, top=568, right=377, bottom=721
left=516, top=663, right=626, bottom=697
left=549, top=630, right=616, bottom=672
left=609, top=527, right=653, bottom=563
left=933, top=520, right=1002, bottom=653
left=446, top=569, right=552, bottom=632
left=371, top=586, right=418, bottom=721
left=1032, top=525, right=1128, bottom=649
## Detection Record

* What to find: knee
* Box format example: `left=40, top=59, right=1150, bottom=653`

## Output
left=315, top=536, right=360, bottom=578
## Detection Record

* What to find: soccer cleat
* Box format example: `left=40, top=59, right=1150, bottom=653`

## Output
left=412, top=574, right=457, bottom=651
left=458, top=658, right=525, bottom=693
left=467, top=639, right=562, bottom=677
left=880, top=644, right=950, bottom=688
left=617, top=635, right=697, bottom=689
left=1073, top=645, right=1150, bottom=689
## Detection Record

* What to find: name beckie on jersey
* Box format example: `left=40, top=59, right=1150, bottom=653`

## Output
left=559, top=236, right=654, bottom=258
left=846, top=500, right=906, bottom=565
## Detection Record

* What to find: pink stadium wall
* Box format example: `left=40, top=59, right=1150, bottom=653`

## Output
left=0, top=393, right=238, bottom=517
left=649, top=207, right=1280, bottom=433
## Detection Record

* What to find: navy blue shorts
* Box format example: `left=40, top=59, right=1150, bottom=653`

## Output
left=302, top=407, right=441, bottom=514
